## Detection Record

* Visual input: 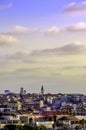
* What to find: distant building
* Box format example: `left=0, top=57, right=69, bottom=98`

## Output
left=20, top=87, right=26, bottom=95
left=36, top=121, right=54, bottom=129
left=4, top=90, right=10, bottom=94
left=8, top=101, right=22, bottom=110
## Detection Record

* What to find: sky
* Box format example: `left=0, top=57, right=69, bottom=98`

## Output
left=0, top=0, right=86, bottom=94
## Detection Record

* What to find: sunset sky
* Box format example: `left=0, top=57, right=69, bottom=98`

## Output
left=0, top=0, right=86, bottom=94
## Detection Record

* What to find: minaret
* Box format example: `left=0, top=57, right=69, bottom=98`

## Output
left=41, top=84, right=44, bottom=95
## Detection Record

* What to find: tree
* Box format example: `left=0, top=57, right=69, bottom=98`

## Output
left=23, top=125, right=35, bottom=130
left=4, top=125, right=17, bottom=130
left=16, top=125, right=23, bottom=130
left=4, top=125, right=24, bottom=130
left=36, top=125, right=47, bottom=130
left=52, top=123, right=55, bottom=130
left=29, top=117, right=33, bottom=126
left=75, top=125, right=79, bottom=130
left=80, top=119, right=86, bottom=129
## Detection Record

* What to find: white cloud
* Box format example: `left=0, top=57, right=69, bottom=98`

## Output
left=6, top=25, right=38, bottom=36
left=44, top=22, right=86, bottom=36
left=64, top=1, right=86, bottom=14
left=66, top=22, right=86, bottom=31
left=0, top=34, right=18, bottom=45
left=44, top=26, right=62, bottom=36
left=0, top=3, right=12, bottom=10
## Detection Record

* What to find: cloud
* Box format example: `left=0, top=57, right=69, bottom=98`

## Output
left=0, top=25, right=37, bottom=45
left=30, top=42, right=86, bottom=56
left=44, top=26, right=62, bottom=36
left=64, top=1, right=86, bottom=14
left=5, top=42, right=86, bottom=59
left=57, top=42, right=86, bottom=54
left=66, top=22, right=86, bottom=32
left=1, top=42, right=86, bottom=65
left=15, top=67, right=41, bottom=73
left=8, top=49, right=29, bottom=60
left=44, top=22, right=86, bottom=36
left=0, top=34, right=18, bottom=46
left=63, top=66, right=85, bottom=70
left=5, top=25, right=38, bottom=36
left=0, top=49, right=30, bottom=65
left=0, top=3, right=12, bottom=10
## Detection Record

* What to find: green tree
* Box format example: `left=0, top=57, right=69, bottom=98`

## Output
left=4, top=125, right=24, bottom=130
left=4, top=125, right=16, bottom=130
left=23, top=124, right=35, bottom=130
left=36, top=125, right=47, bottom=130
left=16, top=125, right=23, bottom=130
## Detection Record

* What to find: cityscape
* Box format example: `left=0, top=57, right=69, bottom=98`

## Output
left=1, top=0, right=86, bottom=129
left=0, top=87, right=86, bottom=129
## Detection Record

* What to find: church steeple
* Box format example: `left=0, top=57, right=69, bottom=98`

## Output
left=41, top=84, right=44, bottom=95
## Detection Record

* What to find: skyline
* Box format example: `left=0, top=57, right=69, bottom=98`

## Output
left=0, top=0, right=86, bottom=94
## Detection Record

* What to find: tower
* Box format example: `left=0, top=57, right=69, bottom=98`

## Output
left=41, top=84, right=44, bottom=95
left=20, top=87, right=24, bottom=95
